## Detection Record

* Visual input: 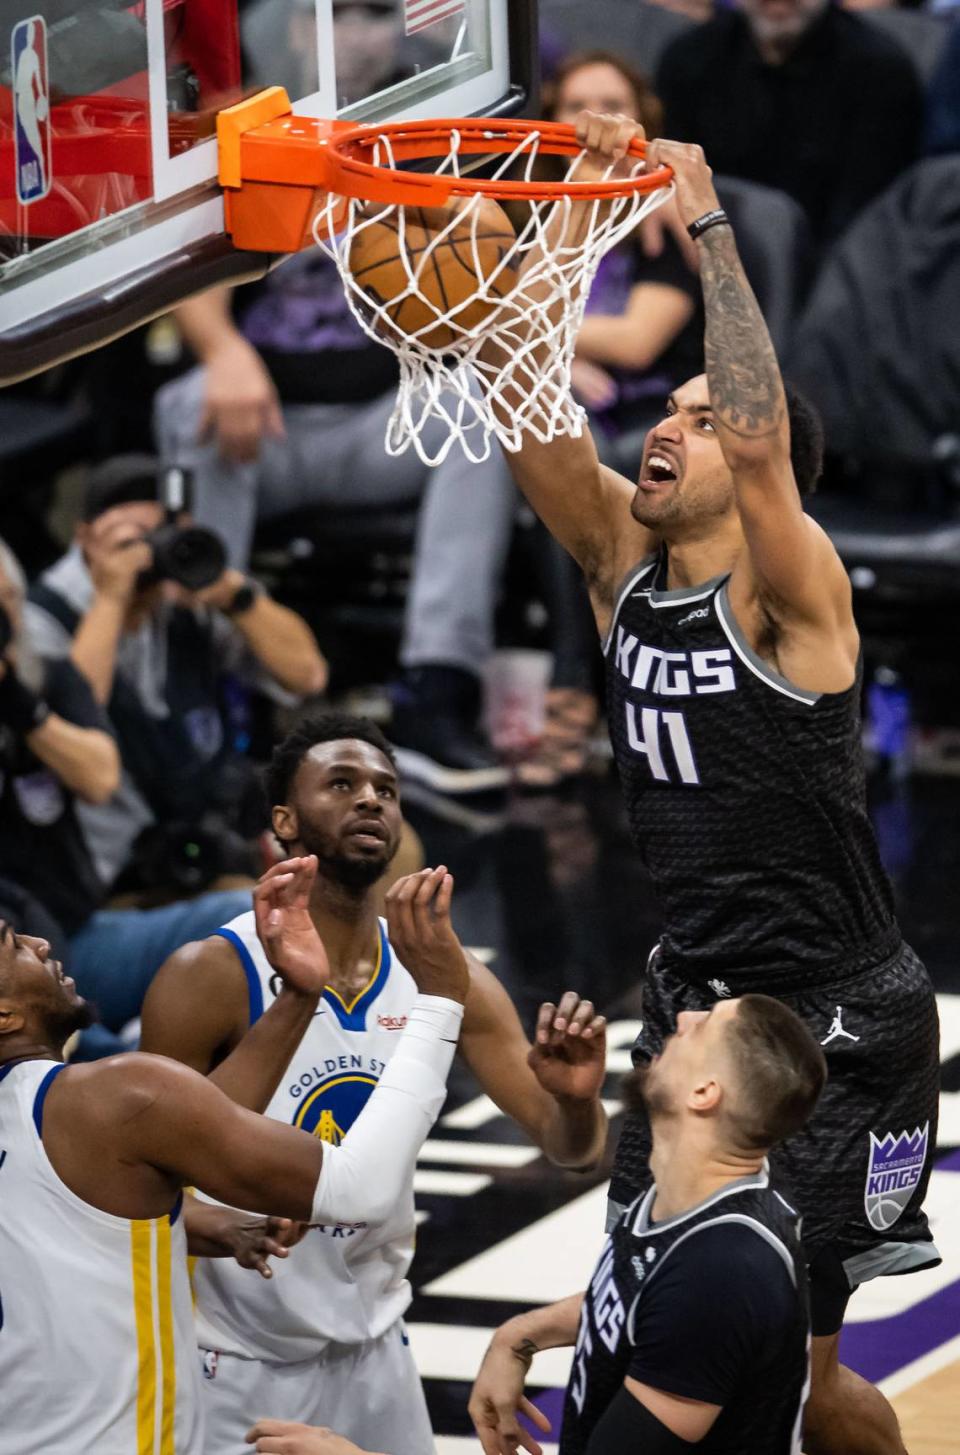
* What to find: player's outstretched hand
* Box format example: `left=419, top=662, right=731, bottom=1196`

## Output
left=253, top=855, right=329, bottom=997
left=573, top=108, right=644, bottom=179
left=644, top=138, right=721, bottom=233
left=527, top=993, right=607, bottom=1105
left=468, top=1335, right=552, bottom=1455
left=245, top=1422, right=378, bottom=1455
left=385, top=866, right=470, bottom=1005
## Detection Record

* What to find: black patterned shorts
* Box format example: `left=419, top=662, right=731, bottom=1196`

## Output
left=607, top=941, right=942, bottom=1330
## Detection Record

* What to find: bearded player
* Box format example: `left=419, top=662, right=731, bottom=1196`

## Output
left=482, top=113, right=940, bottom=1455
left=141, top=713, right=608, bottom=1455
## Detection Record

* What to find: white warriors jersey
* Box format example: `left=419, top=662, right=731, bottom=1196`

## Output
left=0, top=1058, right=203, bottom=1455
left=191, top=911, right=421, bottom=1362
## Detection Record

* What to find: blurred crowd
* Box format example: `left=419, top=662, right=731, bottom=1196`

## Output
left=1, top=0, right=959, bottom=1056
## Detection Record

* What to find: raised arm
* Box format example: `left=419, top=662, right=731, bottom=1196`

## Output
left=645, top=139, right=852, bottom=636
left=386, top=871, right=607, bottom=1169
left=142, top=857, right=329, bottom=1110
left=461, top=966, right=608, bottom=1170
left=481, top=113, right=663, bottom=616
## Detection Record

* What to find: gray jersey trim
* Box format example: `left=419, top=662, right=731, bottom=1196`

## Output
left=631, top=1169, right=770, bottom=1238
left=714, top=585, right=822, bottom=706
left=843, top=1238, right=942, bottom=1287
left=602, top=557, right=658, bottom=657
left=648, top=571, right=730, bottom=608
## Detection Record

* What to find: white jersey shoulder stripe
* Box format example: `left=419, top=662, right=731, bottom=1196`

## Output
left=213, top=924, right=265, bottom=1021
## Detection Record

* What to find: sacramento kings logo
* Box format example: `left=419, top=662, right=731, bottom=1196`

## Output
left=864, top=1124, right=929, bottom=1233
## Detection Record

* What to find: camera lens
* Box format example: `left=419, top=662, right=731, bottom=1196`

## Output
left=147, top=523, right=227, bottom=591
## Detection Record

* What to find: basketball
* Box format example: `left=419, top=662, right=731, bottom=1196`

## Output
left=346, top=198, right=518, bottom=351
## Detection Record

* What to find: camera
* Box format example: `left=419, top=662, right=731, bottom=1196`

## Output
left=140, top=467, right=226, bottom=591
left=0, top=604, right=11, bottom=657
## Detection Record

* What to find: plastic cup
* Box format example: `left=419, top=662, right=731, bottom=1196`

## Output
left=483, top=649, right=553, bottom=758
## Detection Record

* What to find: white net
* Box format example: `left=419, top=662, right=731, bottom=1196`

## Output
left=312, top=126, right=673, bottom=467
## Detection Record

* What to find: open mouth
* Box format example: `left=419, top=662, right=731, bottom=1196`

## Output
left=643, top=452, right=679, bottom=486
left=347, top=823, right=387, bottom=846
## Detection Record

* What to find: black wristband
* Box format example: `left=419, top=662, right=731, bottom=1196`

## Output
left=0, top=669, right=51, bottom=736
left=223, top=578, right=263, bottom=618
left=687, top=208, right=730, bottom=241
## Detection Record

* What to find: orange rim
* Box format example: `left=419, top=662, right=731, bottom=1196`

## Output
left=322, top=117, right=672, bottom=206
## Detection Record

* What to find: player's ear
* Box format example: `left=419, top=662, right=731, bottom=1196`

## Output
left=689, top=1076, right=722, bottom=1114
left=0, top=1002, right=26, bottom=1038
left=272, top=803, right=297, bottom=845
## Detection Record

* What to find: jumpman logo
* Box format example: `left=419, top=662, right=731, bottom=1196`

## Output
left=820, top=1007, right=860, bottom=1046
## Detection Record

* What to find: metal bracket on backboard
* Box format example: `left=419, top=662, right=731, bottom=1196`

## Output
left=217, top=87, right=352, bottom=252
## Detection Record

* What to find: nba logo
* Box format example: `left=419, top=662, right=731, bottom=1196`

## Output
left=11, top=15, right=52, bottom=204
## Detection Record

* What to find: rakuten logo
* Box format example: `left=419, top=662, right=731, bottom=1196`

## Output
left=378, top=1014, right=408, bottom=1031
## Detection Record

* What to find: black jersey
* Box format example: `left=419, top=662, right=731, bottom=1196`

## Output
left=561, top=1172, right=809, bottom=1455
left=604, top=552, right=898, bottom=990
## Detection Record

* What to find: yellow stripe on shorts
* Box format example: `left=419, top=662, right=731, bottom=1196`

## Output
left=156, top=1218, right=177, bottom=1455
left=131, top=1220, right=157, bottom=1455
left=131, top=1217, right=178, bottom=1455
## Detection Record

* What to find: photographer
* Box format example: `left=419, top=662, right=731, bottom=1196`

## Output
left=22, top=456, right=328, bottom=1053
left=0, top=537, right=119, bottom=962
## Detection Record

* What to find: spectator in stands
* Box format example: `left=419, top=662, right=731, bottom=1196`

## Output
left=926, top=19, right=960, bottom=153
left=22, top=459, right=326, bottom=1052
left=153, top=250, right=518, bottom=794
left=539, top=0, right=700, bottom=85
left=0, top=536, right=118, bottom=962
left=656, top=0, right=923, bottom=246
left=0, top=534, right=241, bottom=1058
left=840, top=0, right=951, bottom=85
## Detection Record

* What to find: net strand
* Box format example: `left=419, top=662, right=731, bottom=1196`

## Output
left=314, top=127, right=673, bottom=466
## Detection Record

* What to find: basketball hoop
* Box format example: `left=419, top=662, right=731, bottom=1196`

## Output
left=217, top=98, right=674, bottom=465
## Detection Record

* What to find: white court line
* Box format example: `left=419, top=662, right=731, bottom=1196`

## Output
left=442, top=1096, right=621, bottom=1132
left=425, top=1183, right=610, bottom=1303
left=442, top=1095, right=500, bottom=1130
left=419, top=1140, right=540, bottom=1168
left=879, top=1332, right=960, bottom=1400
left=937, top=1091, right=960, bottom=1145
left=415, top=1170, right=492, bottom=1197
left=409, top=1323, right=572, bottom=1386
left=436, top=1442, right=556, bottom=1455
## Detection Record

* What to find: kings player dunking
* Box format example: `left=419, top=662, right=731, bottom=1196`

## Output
left=486, top=112, right=940, bottom=1453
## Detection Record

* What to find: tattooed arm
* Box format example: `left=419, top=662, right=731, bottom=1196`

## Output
left=646, top=140, right=852, bottom=638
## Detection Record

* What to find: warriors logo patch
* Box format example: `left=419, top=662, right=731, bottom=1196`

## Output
left=864, top=1124, right=929, bottom=1233
left=293, top=1072, right=379, bottom=1145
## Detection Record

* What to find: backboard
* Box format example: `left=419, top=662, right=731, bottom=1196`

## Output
left=0, top=0, right=537, bottom=382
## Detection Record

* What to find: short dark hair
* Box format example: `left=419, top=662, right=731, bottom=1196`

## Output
left=81, top=454, right=160, bottom=522
left=785, top=382, right=824, bottom=498
left=724, top=994, right=827, bottom=1150
left=264, top=712, right=397, bottom=808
